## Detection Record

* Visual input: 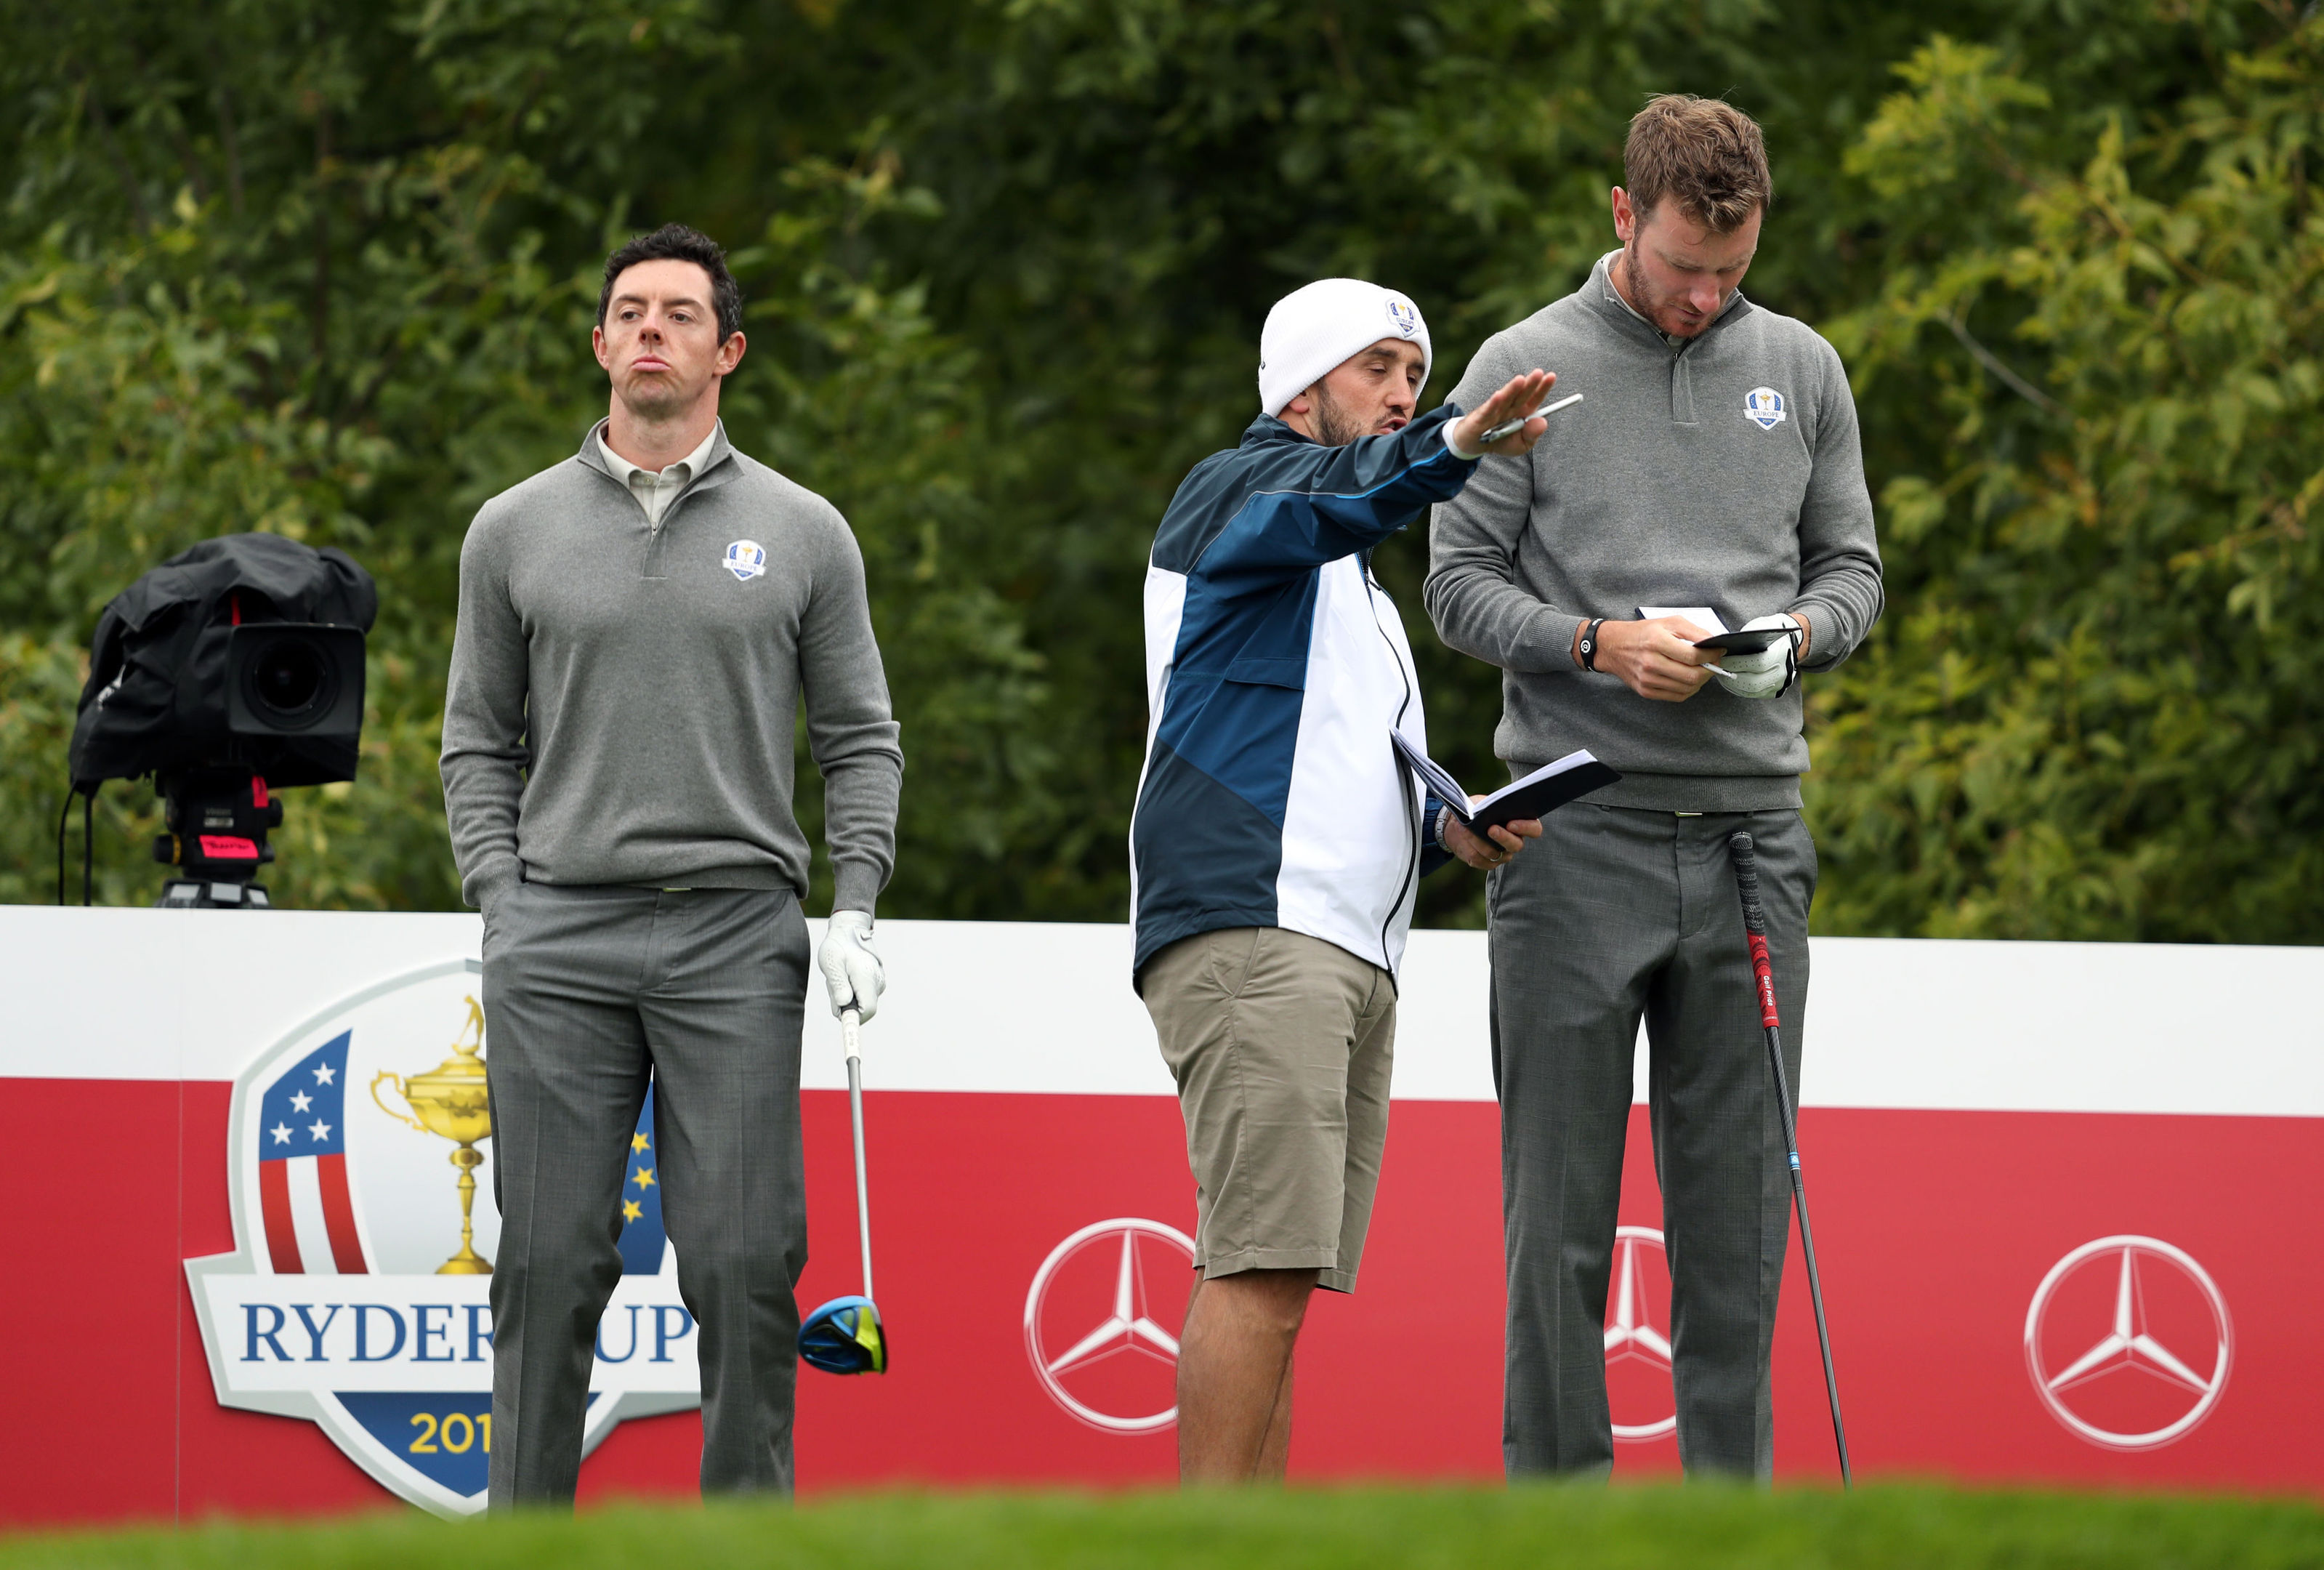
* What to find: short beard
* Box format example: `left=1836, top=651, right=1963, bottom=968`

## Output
left=1621, top=235, right=1664, bottom=328
left=1310, top=385, right=1369, bottom=446
left=1623, top=233, right=1711, bottom=338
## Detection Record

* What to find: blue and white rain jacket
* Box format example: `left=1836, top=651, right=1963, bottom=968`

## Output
left=1131, top=404, right=1480, bottom=980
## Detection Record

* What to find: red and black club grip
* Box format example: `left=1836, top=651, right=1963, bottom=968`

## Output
left=1729, top=832, right=1782, bottom=1031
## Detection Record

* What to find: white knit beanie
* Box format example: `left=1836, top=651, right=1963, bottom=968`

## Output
left=1257, top=278, right=1432, bottom=418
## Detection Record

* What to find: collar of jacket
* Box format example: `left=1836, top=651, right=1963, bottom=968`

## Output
left=1237, top=406, right=1456, bottom=448
left=1583, top=249, right=1753, bottom=352
left=574, top=416, right=741, bottom=497
left=1238, top=410, right=1318, bottom=449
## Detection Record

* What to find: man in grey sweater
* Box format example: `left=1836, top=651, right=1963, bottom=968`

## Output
left=440, top=224, right=903, bottom=1505
left=1426, top=97, right=1881, bottom=1478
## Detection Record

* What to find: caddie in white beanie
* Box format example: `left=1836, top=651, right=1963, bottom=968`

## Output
left=1131, top=281, right=1565, bottom=1486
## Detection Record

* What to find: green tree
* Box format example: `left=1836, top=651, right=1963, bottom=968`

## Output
left=0, top=0, right=1045, bottom=914
left=1810, top=17, right=2324, bottom=941
left=691, top=0, right=2303, bottom=930
left=3, top=0, right=2317, bottom=947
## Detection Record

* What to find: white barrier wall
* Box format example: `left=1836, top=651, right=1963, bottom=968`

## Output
left=14, top=909, right=2320, bottom=1111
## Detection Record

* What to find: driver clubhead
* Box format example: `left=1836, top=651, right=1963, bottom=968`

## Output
left=799, top=1294, right=887, bottom=1375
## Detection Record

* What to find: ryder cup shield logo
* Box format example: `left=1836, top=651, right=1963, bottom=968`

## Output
left=724, top=539, right=767, bottom=581
left=1384, top=295, right=1422, bottom=340
left=185, top=960, right=700, bottom=1517
left=1743, top=387, right=1787, bottom=430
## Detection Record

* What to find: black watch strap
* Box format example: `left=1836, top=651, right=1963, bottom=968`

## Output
left=1579, top=617, right=1607, bottom=672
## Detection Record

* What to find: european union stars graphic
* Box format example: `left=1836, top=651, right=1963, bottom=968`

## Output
left=619, top=1085, right=666, bottom=1275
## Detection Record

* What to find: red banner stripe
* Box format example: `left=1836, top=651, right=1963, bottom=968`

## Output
left=257, top=1159, right=302, bottom=1275
left=314, top=1154, right=368, bottom=1275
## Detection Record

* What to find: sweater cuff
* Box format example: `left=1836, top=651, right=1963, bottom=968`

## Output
left=1535, top=609, right=1589, bottom=672
left=464, top=858, right=521, bottom=918
left=1784, top=597, right=1842, bottom=669
left=831, top=863, right=885, bottom=920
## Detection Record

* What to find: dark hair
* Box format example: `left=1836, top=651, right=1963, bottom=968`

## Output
left=597, top=224, right=745, bottom=342
left=1623, top=94, right=1772, bottom=233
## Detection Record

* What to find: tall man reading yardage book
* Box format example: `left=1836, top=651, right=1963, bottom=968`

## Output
left=1425, top=96, right=1884, bottom=1479
left=1129, top=278, right=1605, bottom=1485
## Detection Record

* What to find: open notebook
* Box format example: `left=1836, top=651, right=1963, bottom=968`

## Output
left=1390, top=733, right=1622, bottom=834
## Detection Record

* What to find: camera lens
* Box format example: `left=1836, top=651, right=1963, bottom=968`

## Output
left=248, top=637, right=336, bottom=727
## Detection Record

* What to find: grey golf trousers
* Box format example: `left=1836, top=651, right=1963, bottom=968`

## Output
left=481, top=883, right=811, bottom=1506
left=1491, top=805, right=1813, bottom=1479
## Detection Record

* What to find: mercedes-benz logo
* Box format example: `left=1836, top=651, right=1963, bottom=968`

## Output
left=1606, top=1225, right=1676, bottom=1442
left=2025, top=1234, right=2232, bottom=1451
left=1023, top=1217, right=1195, bottom=1434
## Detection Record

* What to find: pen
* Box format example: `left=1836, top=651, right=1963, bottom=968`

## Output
left=1480, top=390, right=1584, bottom=446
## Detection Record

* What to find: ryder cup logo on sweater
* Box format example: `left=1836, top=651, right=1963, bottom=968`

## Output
left=724, top=539, right=768, bottom=581
left=1743, top=387, right=1787, bottom=430
left=1384, top=295, right=1421, bottom=339
left=185, top=960, right=699, bottom=1518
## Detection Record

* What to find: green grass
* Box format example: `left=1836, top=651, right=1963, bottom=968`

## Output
left=4, top=1485, right=2321, bottom=1570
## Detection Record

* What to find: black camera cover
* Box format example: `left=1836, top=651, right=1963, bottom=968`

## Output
left=69, top=533, right=378, bottom=789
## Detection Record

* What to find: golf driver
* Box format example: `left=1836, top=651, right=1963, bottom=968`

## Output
left=1728, top=831, right=1851, bottom=1486
left=798, top=1006, right=888, bottom=1375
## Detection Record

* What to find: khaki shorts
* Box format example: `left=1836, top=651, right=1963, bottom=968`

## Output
left=1139, top=926, right=1396, bottom=1294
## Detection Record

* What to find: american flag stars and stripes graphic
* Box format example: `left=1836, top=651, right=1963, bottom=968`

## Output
left=257, top=1030, right=367, bottom=1274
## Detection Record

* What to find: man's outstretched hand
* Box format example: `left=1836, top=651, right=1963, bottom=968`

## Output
left=1449, top=371, right=1558, bottom=459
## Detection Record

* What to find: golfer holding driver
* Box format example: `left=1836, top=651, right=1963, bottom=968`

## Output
left=440, top=223, right=903, bottom=1505
left=1425, top=96, right=1882, bottom=1479
left=1131, top=279, right=1555, bottom=1483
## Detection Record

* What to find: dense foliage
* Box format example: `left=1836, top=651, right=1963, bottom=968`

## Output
left=0, top=0, right=2315, bottom=942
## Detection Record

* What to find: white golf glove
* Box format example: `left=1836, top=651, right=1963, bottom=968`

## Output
left=818, top=910, right=886, bottom=1023
left=1709, top=613, right=1803, bottom=700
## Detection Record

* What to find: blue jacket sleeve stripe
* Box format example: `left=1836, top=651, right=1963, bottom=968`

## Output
left=1193, top=405, right=1470, bottom=581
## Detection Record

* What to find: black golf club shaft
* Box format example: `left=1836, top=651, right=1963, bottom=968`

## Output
left=1729, top=832, right=1852, bottom=1487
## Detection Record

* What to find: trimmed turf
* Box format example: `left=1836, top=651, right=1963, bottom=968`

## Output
left=4, top=1485, right=2321, bottom=1570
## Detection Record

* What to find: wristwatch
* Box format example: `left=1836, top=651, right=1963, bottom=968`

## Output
left=1578, top=617, right=1607, bottom=672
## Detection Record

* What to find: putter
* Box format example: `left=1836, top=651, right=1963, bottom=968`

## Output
left=1728, top=832, right=1851, bottom=1486
left=798, top=1006, right=889, bottom=1374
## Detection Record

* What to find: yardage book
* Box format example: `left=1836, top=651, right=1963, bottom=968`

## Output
left=1390, top=733, right=1621, bottom=834
left=1638, top=605, right=1791, bottom=656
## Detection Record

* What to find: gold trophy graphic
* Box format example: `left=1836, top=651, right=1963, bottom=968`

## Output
left=371, top=995, right=494, bottom=1275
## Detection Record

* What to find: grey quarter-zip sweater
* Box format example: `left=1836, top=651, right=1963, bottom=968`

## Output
left=1425, top=252, right=1883, bottom=810
left=440, top=420, right=904, bottom=917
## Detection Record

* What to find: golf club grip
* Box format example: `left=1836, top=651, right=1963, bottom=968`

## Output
left=1729, top=833, right=1782, bottom=1033
left=1728, top=832, right=1767, bottom=935
left=842, top=1007, right=862, bottom=1063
